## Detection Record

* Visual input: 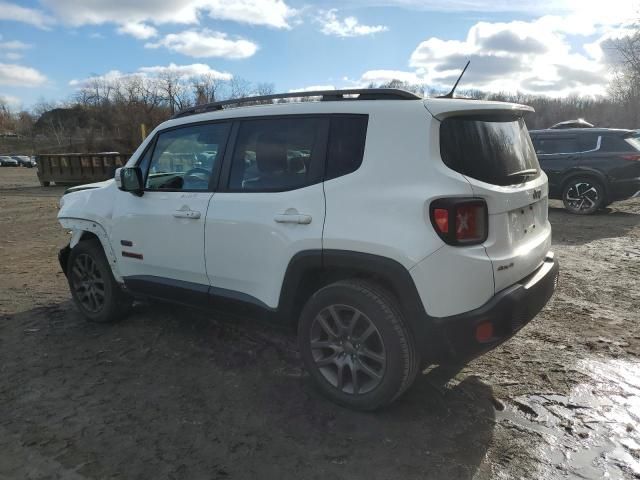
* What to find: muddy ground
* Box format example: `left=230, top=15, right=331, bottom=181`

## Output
left=1, top=167, right=639, bottom=480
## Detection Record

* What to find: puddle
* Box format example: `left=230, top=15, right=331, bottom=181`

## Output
left=497, top=358, right=640, bottom=479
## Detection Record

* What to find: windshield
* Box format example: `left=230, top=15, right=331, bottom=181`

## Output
left=440, top=115, right=540, bottom=186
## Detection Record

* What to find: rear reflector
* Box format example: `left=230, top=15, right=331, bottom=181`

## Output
left=430, top=198, right=488, bottom=246
left=622, top=154, right=640, bottom=161
left=476, top=322, right=494, bottom=342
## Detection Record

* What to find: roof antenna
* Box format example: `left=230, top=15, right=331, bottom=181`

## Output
left=438, top=60, right=470, bottom=99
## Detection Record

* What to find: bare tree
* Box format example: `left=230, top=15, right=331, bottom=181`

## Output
left=192, top=74, right=227, bottom=105
left=229, top=77, right=253, bottom=99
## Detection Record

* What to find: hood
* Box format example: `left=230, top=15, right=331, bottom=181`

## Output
left=64, top=179, right=114, bottom=195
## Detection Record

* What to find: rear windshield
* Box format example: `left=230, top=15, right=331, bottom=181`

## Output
left=440, top=115, right=540, bottom=186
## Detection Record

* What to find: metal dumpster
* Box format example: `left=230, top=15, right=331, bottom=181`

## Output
left=36, top=153, right=131, bottom=186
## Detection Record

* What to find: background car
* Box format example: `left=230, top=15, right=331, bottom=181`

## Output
left=12, top=155, right=36, bottom=167
left=530, top=128, right=640, bottom=214
left=0, top=155, right=19, bottom=167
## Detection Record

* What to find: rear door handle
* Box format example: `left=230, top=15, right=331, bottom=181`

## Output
left=173, top=210, right=201, bottom=219
left=274, top=212, right=312, bottom=224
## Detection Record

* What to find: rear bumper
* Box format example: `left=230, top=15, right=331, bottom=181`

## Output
left=430, top=253, right=559, bottom=364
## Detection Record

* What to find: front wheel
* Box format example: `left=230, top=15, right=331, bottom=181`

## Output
left=67, top=239, right=132, bottom=323
left=562, top=177, right=605, bottom=215
left=298, top=280, right=419, bottom=411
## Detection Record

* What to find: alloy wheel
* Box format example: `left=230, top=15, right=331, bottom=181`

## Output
left=565, top=181, right=600, bottom=212
left=310, top=304, right=386, bottom=395
left=71, top=253, right=106, bottom=313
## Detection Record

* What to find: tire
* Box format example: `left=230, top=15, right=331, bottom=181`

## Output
left=562, top=177, right=605, bottom=215
left=298, top=279, right=419, bottom=411
left=67, top=239, right=132, bottom=323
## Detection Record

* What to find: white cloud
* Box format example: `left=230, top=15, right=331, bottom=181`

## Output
left=4, top=52, right=22, bottom=60
left=41, top=0, right=296, bottom=29
left=145, top=29, right=258, bottom=59
left=289, top=85, right=336, bottom=92
left=138, top=63, right=232, bottom=80
left=0, top=63, right=47, bottom=87
left=0, top=1, right=53, bottom=29
left=203, top=0, right=296, bottom=29
left=69, top=63, right=233, bottom=88
left=0, top=39, right=31, bottom=50
left=318, top=9, right=388, bottom=37
left=404, top=16, right=624, bottom=96
left=0, top=93, right=21, bottom=108
left=117, top=22, right=157, bottom=40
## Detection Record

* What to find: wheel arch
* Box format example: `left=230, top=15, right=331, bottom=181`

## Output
left=278, top=250, right=433, bottom=350
left=58, top=218, right=122, bottom=282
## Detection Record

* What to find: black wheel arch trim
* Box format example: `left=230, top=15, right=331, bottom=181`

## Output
left=278, top=249, right=434, bottom=356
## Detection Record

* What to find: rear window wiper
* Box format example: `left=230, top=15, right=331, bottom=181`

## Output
left=507, top=169, right=538, bottom=177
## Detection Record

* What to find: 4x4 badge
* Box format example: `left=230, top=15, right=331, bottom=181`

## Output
left=532, top=189, right=542, bottom=200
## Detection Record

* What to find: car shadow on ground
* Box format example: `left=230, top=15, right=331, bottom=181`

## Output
left=549, top=206, right=640, bottom=245
left=0, top=301, right=496, bottom=480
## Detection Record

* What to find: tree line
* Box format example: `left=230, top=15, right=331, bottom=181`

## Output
left=0, top=26, right=638, bottom=155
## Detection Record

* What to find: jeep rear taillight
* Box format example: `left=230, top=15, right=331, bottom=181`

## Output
left=621, top=154, right=640, bottom=161
left=430, top=198, right=488, bottom=246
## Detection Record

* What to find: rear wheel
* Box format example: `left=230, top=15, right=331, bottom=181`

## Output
left=67, top=239, right=132, bottom=323
left=562, top=177, right=605, bottom=215
left=298, top=279, right=419, bottom=411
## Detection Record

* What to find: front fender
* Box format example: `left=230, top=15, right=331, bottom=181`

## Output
left=59, top=219, right=123, bottom=283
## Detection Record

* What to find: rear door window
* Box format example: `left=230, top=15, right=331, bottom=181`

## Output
left=535, top=137, right=579, bottom=155
left=228, top=117, right=326, bottom=192
left=440, top=115, right=540, bottom=186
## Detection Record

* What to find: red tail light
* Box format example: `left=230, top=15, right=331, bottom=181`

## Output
left=430, top=198, right=488, bottom=246
left=622, top=154, right=640, bottom=161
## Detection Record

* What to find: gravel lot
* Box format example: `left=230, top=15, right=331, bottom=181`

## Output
left=1, top=168, right=639, bottom=480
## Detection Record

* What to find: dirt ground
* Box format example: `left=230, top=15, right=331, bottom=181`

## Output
left=1, top=167, right=639, bottom=480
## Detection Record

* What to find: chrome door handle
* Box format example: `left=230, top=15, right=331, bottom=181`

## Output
left=274, top=213, right=312, bottom=224
left=173, top=210, right=201, bottom=219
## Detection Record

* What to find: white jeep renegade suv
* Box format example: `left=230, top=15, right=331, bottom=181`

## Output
left=58, top=89, right=559, bottom=410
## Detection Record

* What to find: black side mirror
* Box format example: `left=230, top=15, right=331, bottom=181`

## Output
left=117, top=167, right=144, bottom=195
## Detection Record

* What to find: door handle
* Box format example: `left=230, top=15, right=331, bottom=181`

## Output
left=173, top=209, right=201, bottom=219
left=274, top=212, right=312, bottom=224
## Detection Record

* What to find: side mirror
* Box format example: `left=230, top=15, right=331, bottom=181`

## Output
left=117, top=167, right=144, bottom=196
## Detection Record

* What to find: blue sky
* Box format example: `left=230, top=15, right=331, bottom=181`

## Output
left=0, top=0, right=635, bottom=108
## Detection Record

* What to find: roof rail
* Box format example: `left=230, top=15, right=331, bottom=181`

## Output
left=171, top=88, right=422, bottom=119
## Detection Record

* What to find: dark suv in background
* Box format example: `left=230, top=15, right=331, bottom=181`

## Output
left=530, top=128, right=640, bottom=214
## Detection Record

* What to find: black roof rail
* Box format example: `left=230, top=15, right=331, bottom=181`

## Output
left=171, top=88, right=422, bottom=119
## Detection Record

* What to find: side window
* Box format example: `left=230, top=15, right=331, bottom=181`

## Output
left=326, top=115, right=368, bottom=180
left=600, top=135, right=635, bottom=152
left=229, top=117, right=324, bottom=191
left=579, top=134, right=599, bottom=152
left=145, top=123, right=230, bottom=191
left=535, top=137, right=579, bottom=155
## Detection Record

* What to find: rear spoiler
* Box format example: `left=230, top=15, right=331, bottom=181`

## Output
left=424, top=99, right=534, bottom=121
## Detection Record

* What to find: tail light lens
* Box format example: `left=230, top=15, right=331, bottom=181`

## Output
left=430, top=198, right=488, bottom=246
left=621, top=154, right=640, bottom=161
